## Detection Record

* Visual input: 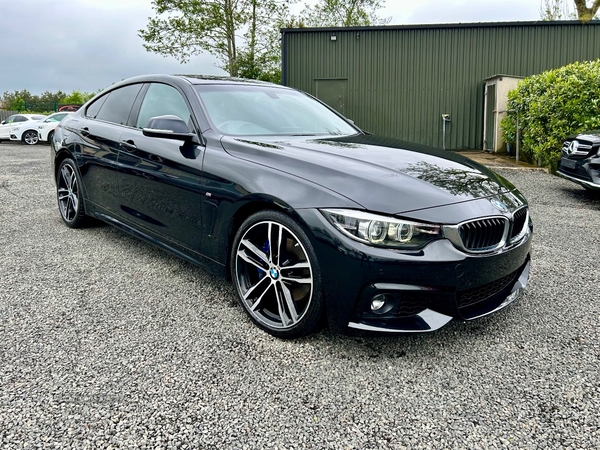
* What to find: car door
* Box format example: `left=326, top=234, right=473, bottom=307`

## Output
left=116, top=82, right=205, bottom=255
left=0, top=115, right=22, bottom=139
left=72, top=84, right=145, bottom=215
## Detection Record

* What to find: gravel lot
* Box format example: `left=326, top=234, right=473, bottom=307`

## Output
left=1, top=142, right=599, bottom=449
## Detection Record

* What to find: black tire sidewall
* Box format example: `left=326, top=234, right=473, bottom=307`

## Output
left=230, top=210, right=324, bottom=338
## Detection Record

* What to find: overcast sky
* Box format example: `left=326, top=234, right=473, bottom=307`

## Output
left=1, top=0, right=543, bottom=95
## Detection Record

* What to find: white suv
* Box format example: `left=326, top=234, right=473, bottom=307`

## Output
left=0, top=114, right=47, bottom=144
left=37, top=112, right=73, bottom=143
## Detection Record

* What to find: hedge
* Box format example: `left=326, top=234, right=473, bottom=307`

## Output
left=501, top=60, right=600, bottom=172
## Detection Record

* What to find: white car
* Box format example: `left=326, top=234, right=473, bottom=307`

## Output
left=37, top=112, right=73, bottom=143
left=0, top=114, right=47, bottom=144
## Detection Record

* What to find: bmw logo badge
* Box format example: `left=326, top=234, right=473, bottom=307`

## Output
left=490, top=199, right=508, bottom=212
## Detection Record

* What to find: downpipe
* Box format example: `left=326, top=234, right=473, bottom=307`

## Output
left=442, top=114, right=451, bottom=150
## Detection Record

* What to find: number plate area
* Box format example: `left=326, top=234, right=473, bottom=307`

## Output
left=561, top=158, right=577, bottom=169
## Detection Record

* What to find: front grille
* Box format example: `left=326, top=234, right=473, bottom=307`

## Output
left=509, top=207, right=528, bottom=241
left=457, top=270, right=518, bottom=308
left=562, top=140, right=596, bottom=158
left=459, top=217, right=507, bottom=251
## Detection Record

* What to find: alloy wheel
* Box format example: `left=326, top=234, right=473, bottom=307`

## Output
left=234, top=220, right=314, bottom=331
left=57, top=163, right=80, bottom=222
left=22, top=130, right=38, bottom=145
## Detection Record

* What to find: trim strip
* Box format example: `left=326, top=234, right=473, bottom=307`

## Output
left=557, top=170, right=600, bottom=190
left=348, top=309, right=452, bottom=333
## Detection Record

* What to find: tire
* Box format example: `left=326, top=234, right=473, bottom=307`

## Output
left=56, top=158, right=86, bottom=228
left=47, top=131, right=54, bottom=144
left=21, top=130, right=39, bottom=145
left=230, top=210, right=324, bottom=338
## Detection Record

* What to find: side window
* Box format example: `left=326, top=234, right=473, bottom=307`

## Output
left=49, top=113, right=67, bottom=122
left=95, top=84, right=143, bottom=125
left=4, top=115, right=16, bottom=124
left=136, top=83, right=192, bottom=129
left=14, top=116, right=28, bottom=123
left=86, top=95, right=108, bottom=119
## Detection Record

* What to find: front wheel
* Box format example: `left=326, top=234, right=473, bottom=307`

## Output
left=22, top=130, right=39, bottom=145
left=56, top=158, right=86, bottom=228
left=231, top=210, right=324, bottom=338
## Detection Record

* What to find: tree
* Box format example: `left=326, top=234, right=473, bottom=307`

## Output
left=139, top=0, right=291, bottom=79
left=61, top=91, right=95, bottom=105
left=540, top=0, right=599, bottom=20
left=573, top=0, right=600, bottom=20
left=1, top=89, right=96, bottom=112
left=1, top=90, right=38, bottom=111
left=299, top=0, right=391, bottom=27
left=540, top=0, right=575, bottom=19
left=236, top=0, right=292, bottom=82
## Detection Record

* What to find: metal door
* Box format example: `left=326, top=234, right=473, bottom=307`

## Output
left=315, top=79, right=347, bottom=115
left=484, top=84, right=496, bottom=151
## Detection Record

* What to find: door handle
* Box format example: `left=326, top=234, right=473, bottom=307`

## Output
left=120, top=140, right=137, bottom=151
left=80, top=127, right=90, bottom=137
left=148, top=154, right=163, bottom=163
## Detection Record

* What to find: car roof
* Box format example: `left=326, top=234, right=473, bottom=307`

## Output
left=176, top=74, right=276, bottom=86
left=107, top=74, right=281, bottom=90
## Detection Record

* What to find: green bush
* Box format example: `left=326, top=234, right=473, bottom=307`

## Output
left=501, top=60, right=600, bottom=173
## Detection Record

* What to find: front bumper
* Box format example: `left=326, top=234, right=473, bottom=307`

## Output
left=348, top=258, right=530, bottom=333
left=557, top=155, right=600, bottom=191
left=298, top=208, right=533, bottom=334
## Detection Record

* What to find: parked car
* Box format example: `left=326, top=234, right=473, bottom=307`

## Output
left=58, top=105, right=80, bottom=112
left=557, top=130, right=600, bottom=191
left=51, top=74, right=533, bottom=338
left=0, top=114, right=47, bottom=144
left=37, top=112, right=73, bottom=143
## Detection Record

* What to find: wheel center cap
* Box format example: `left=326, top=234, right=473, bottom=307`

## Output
left=269, top=268, right=279, bottom=280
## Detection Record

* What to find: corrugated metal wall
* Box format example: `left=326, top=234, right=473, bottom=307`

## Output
left=282, top=21, right=600, bottom=150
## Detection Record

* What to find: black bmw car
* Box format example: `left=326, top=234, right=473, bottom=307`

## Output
left=52, top=74, right=532, bottom=338
left=557, top=130, right=600, bottom=191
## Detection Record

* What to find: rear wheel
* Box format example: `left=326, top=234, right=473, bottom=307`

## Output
left=231, top=210, right=324, bottom=338
left=22, top=130, right=39, bottom=145
left=56, top=158, right=86, bottom=228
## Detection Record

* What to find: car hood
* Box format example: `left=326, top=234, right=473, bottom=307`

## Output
left=570, top=129, right=600, bottom=143
left=220, top=134, right=517, bottom=215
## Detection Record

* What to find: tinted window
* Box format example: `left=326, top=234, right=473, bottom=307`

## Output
left=86, top=95, right=108, bottom=119
left=4, top=115, right=16, bottom=124
left=95, top=84, right=143, bottom=125
left=136, top=83, right=191, bottom=129
left=14, top=116, right=27, bottom=123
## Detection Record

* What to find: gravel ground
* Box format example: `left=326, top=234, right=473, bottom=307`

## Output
left=1, top=142, right=599, bottom=449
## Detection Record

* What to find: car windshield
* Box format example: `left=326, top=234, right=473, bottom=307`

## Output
left=194, top=84, right=358, bottom=137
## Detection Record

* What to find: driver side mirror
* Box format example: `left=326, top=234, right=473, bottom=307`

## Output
left=0, top=121, right=5, bottom=125
left=142, top=115, right=199, bottom=144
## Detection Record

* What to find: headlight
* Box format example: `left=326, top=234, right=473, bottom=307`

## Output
left=321, top=209, right=442, bottom=249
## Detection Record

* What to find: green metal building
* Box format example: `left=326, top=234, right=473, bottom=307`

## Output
left=281, top=21, right=600, bottom=150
